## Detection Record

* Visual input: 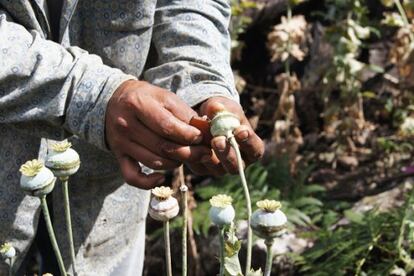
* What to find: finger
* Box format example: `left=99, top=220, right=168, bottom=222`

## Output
left=124, top=118, right=211, bottom=162
left=200, top=100, right=226, bottom=119
left=200, top=153, right=226, bottom=177
left=162, top=93, right=199, bottom=124
left=120, top=141, right=181, bottom=171
left=185, top=163, right=210, bottom=176
left=135, top=99, right=203, bottom=145
left=118, top=155, right=165, bottom=189
left=234, top=125, right=265, bottom=165
left=211, top=136, right=242, bottom=174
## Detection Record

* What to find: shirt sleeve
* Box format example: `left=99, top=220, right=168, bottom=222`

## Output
left=143, top=0, right=239, bottom=107
left=0, top=10, right=135, bottom=151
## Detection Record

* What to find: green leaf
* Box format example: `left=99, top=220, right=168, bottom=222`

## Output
left=225, top=240, right=242, bottom=257
left=367, top=64, right=384, bottom=73
left=294, top=197, right=324, bottom=207
left=344, top=210, right=365, bottom=225
left=224, top=254, right=243, bottom=276
left=361, top=91, right=376, bottom=99
left=302, top=184, right=327, bottom=194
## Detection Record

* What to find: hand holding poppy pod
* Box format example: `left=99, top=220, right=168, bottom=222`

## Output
left=195, top=98, right=256, bottom=274
left=197, top=96, right=265, bottom=175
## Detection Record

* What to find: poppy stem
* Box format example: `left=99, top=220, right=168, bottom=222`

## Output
left=264, top=239, right=274, bottom=276
left=40, top=195, right=67, bottom=276
left=61, top=177, right=77, bottom=276
left=228, top=136, right=252, bottom=274
left=219, top=227, right=225, bottom=276
left=179, top=166, right=188, bottom=276
left=164, top=220, right=173, bottom=276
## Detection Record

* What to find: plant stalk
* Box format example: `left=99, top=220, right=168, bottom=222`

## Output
left=264, top=239, right=274, bottom=276
left=61, top=177, right=77, bottom=276
left=164, top=220, right=173, bottom=276
left=219, top=227, right=225, bottom=276
left=8, top=257, right=13, bottom=276
left=179, top=166, right=188, bottom=276
left=394, top=0, right=414, bottom=43
left=228, top=136, right=252, bottom=274
left=40, top=195, right=67, bottom=276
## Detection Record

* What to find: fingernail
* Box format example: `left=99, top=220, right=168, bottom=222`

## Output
left=193, top=134, right=203, bottom=144
left=236, top=130, right=249, bottom=142
left=213, top=138, right=226, bottom=152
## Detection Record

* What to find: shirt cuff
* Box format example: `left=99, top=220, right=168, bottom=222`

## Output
left=65, top=64, right=136, bottom=151
left=176, top=83, right=240, bottom=107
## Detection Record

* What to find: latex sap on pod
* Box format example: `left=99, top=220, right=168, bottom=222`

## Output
left=148, top=186, right=179, bottom=222
left=45, top=141, right=80, bottom=178
left=251, top=200, right=287, bottom=239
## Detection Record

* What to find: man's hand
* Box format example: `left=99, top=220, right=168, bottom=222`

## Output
left=106, top=80, right=211, bottom=189
left=198, top=96, right=265, bottom=174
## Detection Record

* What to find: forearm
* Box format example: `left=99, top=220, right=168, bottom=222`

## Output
left=144, top=0, right=239, bottom=107
left=0, top=10, right=134, bottom=150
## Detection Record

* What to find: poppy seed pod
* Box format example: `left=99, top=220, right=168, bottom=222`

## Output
left=251, top=200, right=287, bottom=239
left=148, top=186, right=179, bottom=222
left=209, top=194, right=235, bottom=227
left=210, top=111, right=241, bottom=137
left=19, top=160, right=56, bottom=197
left=0, top=243, right=16, bottom=259
left=45, top=141, right=80, bottom=177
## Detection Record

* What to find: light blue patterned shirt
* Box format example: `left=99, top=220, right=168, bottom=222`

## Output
left=0, top=0, right=238, bottom=275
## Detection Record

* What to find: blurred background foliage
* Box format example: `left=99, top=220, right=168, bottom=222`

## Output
left=145, top=0, right=414, bottom=275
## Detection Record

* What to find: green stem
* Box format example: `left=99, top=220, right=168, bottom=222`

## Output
left=219, top=227, right=225, bottom=276
left=61, top=177, right=77, bottom=276
left=264, top=239, right=274, bottom=276
left=397, top=190, right=414, bottom=270
left=354, top=234, right=380, bottom=276
left=164, top=220, right=173, bottom=276
left=179, top=166, right=188, bottom=276
left=394, top=0, right=414, bottom=43
left=287, top=1, right=292, bottom=21
left=228, top=136, right=252, bottom=274
left=40, top=195, right=67, bottom=276
left=8, top=257, right=13, bottom=276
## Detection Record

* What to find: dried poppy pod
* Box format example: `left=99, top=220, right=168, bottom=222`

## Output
left=20, top=159, right=56, bottom=197
left=1, top=242, right=16, bottom=276
left=251, top=200, right=287, bottom=239
left=45, top=141, right=80, bottom=178
left=208, top=194, right=235, bottom=227
left=0, top=243, right=16, bottom=259
left=148, top=186, right=179, bottom=222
